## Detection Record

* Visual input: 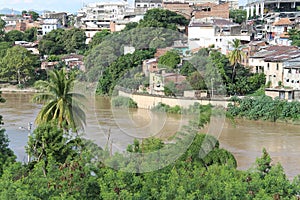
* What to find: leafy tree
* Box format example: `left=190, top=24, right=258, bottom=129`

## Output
left=0, top=45, right=37, bottom=84
left=230, top=9, right=247, bottom=24
left=28, top=11, right=39, bottom=21
left=124, top=22, right=138, bottom=31
left=39, top=28, right=86, bottom=55
left=63, top=28, right=86, bottom=54
left=0, top=19, right=5, bottom=30
left=0, top=19, right=5, bottom=41
left=26, top=123, right=82, bottom=176
left=158, top=50, right=181, bottom=69
left=38, top=29, right=65, bottom=55
left=89, top=30, right=110, bottom=49
left=4, top=30, right=25, bottom=42
left=0, top=42, right=12, bottom=58
left=96, top=49, right=155, bottom=95
left=32, top=69, right=86, bottom=131
left=164, top=81, right=177, bottom=96
left=227, top=39, right=245, bottom=82
left=288, top=29, right=300, bottom=46
left=24, top=27, right=37, bottom=42
left=187, top=71, right=207, bottom=90
left=138, top=8, right=189, bottom=30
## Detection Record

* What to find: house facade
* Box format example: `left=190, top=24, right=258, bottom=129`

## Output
left=188, top=18, right=251, bottom=54
left=42, top=19, right=62, bottom=35
left=249, top=45, right=300, bottom=100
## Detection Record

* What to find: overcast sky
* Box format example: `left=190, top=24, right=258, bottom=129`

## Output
left=1, top=0, right=245, bottom=13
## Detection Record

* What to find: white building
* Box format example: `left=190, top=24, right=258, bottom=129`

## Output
left=283, top=57, right=300, bottom=89
left=78, top=1, right=128, bottom=30
left=42, top=19, right=62, bottom=35
left=188, top=18, right=251, bottom=54
left=135, top=0, right=162, bottom=9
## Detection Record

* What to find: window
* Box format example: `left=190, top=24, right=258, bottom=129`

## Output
left=220, top=39, right=222, bottom=42
left=288, top=69, right=292, bottom=73
left=286, top=79, right=289, bottom=82
left=276, top=63, right=279, bottom=70
left=267, top=63, right=270, bottom=70
left=279, top=91, right=285, bottom=99
left=288, top=91, right=293, bottom=100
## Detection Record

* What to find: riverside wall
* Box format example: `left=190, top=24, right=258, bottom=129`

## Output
left=118, top=91, right=230, bottom=109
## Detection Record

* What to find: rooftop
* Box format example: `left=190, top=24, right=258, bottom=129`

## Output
left=273, top=18, right=293, bottom=26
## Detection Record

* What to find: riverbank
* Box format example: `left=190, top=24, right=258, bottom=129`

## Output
left=0, top=84, right=39, bottom=93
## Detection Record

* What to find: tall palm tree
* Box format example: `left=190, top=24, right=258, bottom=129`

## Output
left=32, top=69, right=86, bottom=132
left=227, top=39, right=245, bottom=82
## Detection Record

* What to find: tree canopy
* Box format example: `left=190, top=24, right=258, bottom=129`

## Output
left=0, top=45, right=38, bottom=85
left=158, top=50, right=181, bottom=69
left=39, top=28, right=86, bottom=56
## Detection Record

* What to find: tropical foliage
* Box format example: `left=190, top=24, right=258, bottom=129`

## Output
left=227, top=95, right=300, bottom=122
left=227, top=39, right=246, bottom=82
left=32, top=68, right=86, bottom=131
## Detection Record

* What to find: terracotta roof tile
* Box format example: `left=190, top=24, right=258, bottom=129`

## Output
left=273, top=18, right=292, bottom=26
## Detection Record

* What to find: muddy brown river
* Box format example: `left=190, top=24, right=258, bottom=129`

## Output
left=1, top=93, right=300, bottom=179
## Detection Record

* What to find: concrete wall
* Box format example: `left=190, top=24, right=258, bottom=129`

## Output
left=119, top=91, right=229, bottom=109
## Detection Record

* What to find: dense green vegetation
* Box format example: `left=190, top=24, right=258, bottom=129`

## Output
left=181, top=48, right=266, bottom=96
left=38, top=28, right=86, bottom=56
left=111, top=96, right=138, bottom=108
left=227, top=95, right=300, bottom=122
left=288, top=29, right=300, bottom=46
left=96, top=49, right=155, bottom=95
left=158, top=50, right=181, bottom=69
left=1, top=74, right=300, bottom=198
left=125, top=8, right=189, bottom=31
left=0, top=45, right=40, bottom=85
left=229, top=9, right=247, bottom=24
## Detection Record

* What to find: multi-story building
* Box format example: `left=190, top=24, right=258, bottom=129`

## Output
left=42, top=18, right=62, bottom=35
left=77, top=1, right=128, bottom=30
left=246, top=0, right=300, bottom=19
left=41, top=12, right=68, bottom=27
left=135, top=0, right=163, bottom=9
left=188, top=18, right=251, bottom=54
left=77, top=1, right=132, bottom=42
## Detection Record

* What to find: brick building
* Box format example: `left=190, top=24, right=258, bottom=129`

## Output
left=193, top=3, right=229, bottom=19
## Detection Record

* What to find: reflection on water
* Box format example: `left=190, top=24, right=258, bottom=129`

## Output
left=1, top=93, right=300, bottom=178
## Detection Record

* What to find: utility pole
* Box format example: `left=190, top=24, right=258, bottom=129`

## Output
left=211, top=78, right=214, bottom=99
left=27, top=122, right=33, bottom=163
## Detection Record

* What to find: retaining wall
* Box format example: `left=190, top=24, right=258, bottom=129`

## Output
left=119, top=91, right=230, bottom=109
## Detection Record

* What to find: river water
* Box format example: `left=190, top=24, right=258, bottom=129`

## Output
left=1, top=93, right=300, bottom=179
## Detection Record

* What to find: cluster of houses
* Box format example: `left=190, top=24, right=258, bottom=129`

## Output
left=3, top=0, right=300, bottom=100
